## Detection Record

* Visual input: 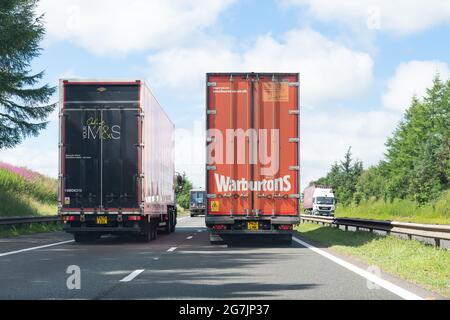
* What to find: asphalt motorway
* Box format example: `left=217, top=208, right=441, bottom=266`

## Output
left=0, top=216, right=435, bottom=300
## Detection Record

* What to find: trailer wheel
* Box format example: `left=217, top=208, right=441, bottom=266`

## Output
left=209, top=233, right=224, bottom=245
left=151, top=219, right=158, bottom=240
left=74, top=233, right=99, bottom=243
left=137, top=221, right=152, bottom=243
left=278, top=234, right=292, bottom=245
left=170, top=213, right=176, bottom=233
left=161, top=212, right=172, bottom=234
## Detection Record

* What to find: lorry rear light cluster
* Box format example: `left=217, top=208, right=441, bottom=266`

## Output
left=127, top=215, right=142, bottom=221
left=212, top=224, right=227, bottom=230
left=278, top=225, right=292, bottom=230
left=63, top=216, right=76, bottom=222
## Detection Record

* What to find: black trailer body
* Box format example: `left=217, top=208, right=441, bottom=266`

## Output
left=58, top=80, right=176, bottom=243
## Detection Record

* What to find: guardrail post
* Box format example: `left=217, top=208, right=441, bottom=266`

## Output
left=345, top=225, right=348, bottom=231
left=408, top=234, right=412, bottom=240
left=435, top=238, right=440, bottom=248
left=355, top=226, right=359, bottom=232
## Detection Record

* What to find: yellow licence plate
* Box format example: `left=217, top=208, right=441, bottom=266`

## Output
left=96, top=216, right=108, bottom=225
left=247, top=221, right=259, bottom=231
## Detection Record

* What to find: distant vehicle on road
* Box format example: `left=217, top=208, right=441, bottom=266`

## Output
left=205, top=73, right=300, bottom=244
left=189, top=189, right=206, bottom=217
left=58, top=79, right=177, bottom=243
left=303, top=185, right=335, bottom=216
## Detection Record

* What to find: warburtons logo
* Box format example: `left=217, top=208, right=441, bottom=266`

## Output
left=214, top=173, right=292, bottom=192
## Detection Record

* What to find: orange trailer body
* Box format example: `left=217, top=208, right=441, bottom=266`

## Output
left=205, top=73, right=300, bottom=242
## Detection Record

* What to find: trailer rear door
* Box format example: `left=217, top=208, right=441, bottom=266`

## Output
left=206, top=73, right=300, bottom=217
left=61, top=82, right=141, bottom=211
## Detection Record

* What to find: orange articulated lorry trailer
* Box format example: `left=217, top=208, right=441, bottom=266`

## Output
left=205, top=73, right=300, bottom=244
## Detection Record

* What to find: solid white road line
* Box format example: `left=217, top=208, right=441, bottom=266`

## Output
left=167, top=247, right=177, bottom=252
left=186, top=236, right=193, bottom=240
left=120, top=269, right=144, bottom=282
left=292, top=237, right=423, bottom=300
left=0, top=240, right=75, bottom=257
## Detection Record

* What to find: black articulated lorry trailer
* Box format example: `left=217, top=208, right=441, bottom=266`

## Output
left=58, top=79, right=176, bottom=243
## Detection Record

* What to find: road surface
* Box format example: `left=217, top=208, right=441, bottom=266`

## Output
left=0, top=216, right=436, bottom=299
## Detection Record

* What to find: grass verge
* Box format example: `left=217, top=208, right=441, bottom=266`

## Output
left=336, top=190, right=450, bottom=225
left=0, top=223, right=63, bottom=238
left=295, top=222, right=450, bottom=298
left=0, top=167, right=58, bottom=218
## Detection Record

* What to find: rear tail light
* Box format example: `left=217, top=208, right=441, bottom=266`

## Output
left=63, top=216, right=76, bottom=222
left=127, top=215, right=142, bottom=221
left=278, top=225, right=292, bottom=230
left=212, top=224, right=227, bottom=230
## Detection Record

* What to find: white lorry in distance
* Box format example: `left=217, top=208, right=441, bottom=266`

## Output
left=303, top=185, right=335, bottom=216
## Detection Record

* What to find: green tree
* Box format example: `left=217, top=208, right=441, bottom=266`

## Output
left=175, top=172, right=193, bottom=209
left=384, top=75, right=450, bottom=203
left=355, top=164, right=387, bottom=202
left=311, top=147, right=363, bottom=205
left=0, top=0, right=56, bottom=149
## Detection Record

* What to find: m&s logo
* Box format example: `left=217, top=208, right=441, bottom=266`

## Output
left=82, top=117, right=121, bottom=140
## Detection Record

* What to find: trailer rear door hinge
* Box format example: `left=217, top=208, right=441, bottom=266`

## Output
left=289, top=166, right=300, bottom=171
left=288, top=82, right=300, bottom=87
left=289, top=138, right=300, bottom=143
left=207, top=194, right=217, bottom=199
left=207, top=109, right=217, bottom=115
left=207, top=82, right=217, bottom=87
left=289, top=194, right=301, bottom=199
left=206, top=137, right=216, bottom=143
left=139, top=173, right=145, bottom=178
left=288, top=109, right=299, bottom=115
left=206, top=165, right=216, bottom=170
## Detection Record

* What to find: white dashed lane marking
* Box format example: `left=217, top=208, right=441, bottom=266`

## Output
left=119, top=269, right=144, bottom=282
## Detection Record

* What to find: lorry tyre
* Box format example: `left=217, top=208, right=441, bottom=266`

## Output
left=210, top=233, right=224, bottom=245
left=170, top=212, right=176, bottom=233
left=137, top=221, right=152, bottom=243
left=161, top=213, right=172, bottom=234
left=151, top=219, right=158, bottom=240
left=278, top=234, right=292, bottom=245
left=284, top=234, right=293, bottom=245
left=74, top=233, right=98, bottom=243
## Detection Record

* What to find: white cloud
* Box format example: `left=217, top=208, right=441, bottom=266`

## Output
left=382, top=60, right=449, bottom=111
left=147, top=28, right=374, bottom=107
left=282, top=0, right=450, bottom=35
left=0, top=144, right=58, bottom=178
left=300, top=108, right=399, bottom=189
left=38, top=0, right=235, bottom=55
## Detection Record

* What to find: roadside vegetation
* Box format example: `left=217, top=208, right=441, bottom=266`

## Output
left=337, top=190, right=450, bottom=225
left=0, top=162, right=57, bottom=217
left=0, top=223, right=62, bottom=238
left=295, top=222, right=450, bottom=298
left=176, top=172, right=193, bottom=212
left=310, top=76, right=450, bottom=225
